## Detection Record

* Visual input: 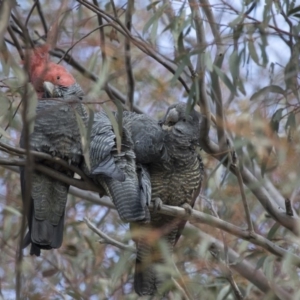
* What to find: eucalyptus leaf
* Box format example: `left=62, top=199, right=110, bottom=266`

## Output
left=285, top=112, right=296, bottom=131
left=204, top=52, right=213, bottom=72
left=250, top=85, right=285, bottom=101
left=229, top=50, right=239, bottom=81
left=0, top=91, right=11, bottom=117
left=270, top=108, right=284, bottom=133
left=143, top=4, right=167, bottom=36
left=213, top=65, right=236, bottom=95
left=90, top=59, right=110, bottom=96
left=170, top=55, right=190, bottom=86
left=102, top=105, right=121, bottom=153
left=25, top=84, right=38, bottom=134
left=267, top=222, right=280, bottom=240
left=111, top=251, right=133, bottom=284
left=0, top=126, right=11, bottom=139
left=146, top=1, right=160, bottom=11
left=287, top=5, right=300, bottom=16
left=255, top=255, right=267, bottom=270
left=248, top=39, right=260, bottom=66
left=75, top=110, right=90, bottom=170
left=2, top=205, right=21, bottom=216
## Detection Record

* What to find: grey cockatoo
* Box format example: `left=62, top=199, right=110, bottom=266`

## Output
left=129, top=103, right=204, bottom=296
left=20, top=81, right=87, bottom=256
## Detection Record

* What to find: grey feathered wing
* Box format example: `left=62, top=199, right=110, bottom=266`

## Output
left=86, top=111, right=150, bottom=223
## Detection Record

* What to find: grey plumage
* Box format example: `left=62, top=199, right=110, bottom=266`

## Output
left=122, top=111, right=168, bottom=164
left=20, top=82, right=87, bottom=256
left=131, top=103, right=204, bottom=296
left=85, top=111, right=151, bottom=223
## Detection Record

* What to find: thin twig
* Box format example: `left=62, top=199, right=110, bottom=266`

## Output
left=10, top=13, right=34, bottom=48
left=221, top=0, right=297, bottom=38
left=7, top=26, right=24, bottom=60
left=110, top=0, right=118, bottom=18
left=76, top=0, right=191, bottom=94
left=209, top=202, right=243, bottom=299
left=3, top=98, right=22, bottom=134
left=16, top=54, right=31, bottom=300
left=271, top=7, right=290, bottom=47
left=171, top=278, right=192, bottom=300
left=124, top=0, right=135, bottom=111
left=51, top=48, right=144, bottom=113
left=0, top=140, right=90, bottom=183
left=25, top=1, right=37, bottom=27
left=275, top=0, right=294, bottom=49
left=285, top=198, right=294, bottom=216
left=0, top=157, right=102, bottom=193
left=35, top=0, right=48, bottom=35
left=57, top=24, right=109, bottom=64
left=92, top=0, right=106, bottom=62
left=83, top=217, right=134, bottom=252
left=232, top=163, right=254, bottom=232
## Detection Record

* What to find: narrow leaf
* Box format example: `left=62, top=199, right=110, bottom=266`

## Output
left=0, top=91, right=11, bottom=117
left=170, top=55, right=190, bottom=86
left=248, top=39, right=260, bottom=66
left=3, top=205, right=21, bottom=216
left=255, top=255, right=267, bottom=270
left=0, top=126, right=11, bottom=139
left=269, top=108, right=284, bottom=138
left=267, top=222, right=280, bottom=239
left=213, top=65, right=236, bottom=95
left=146, top=1, right=160, bottom=11
left=150, top=18, right=159, bottom=43
left=25, top=84, right=38, bottom=134
left=102, top=105, right=122, bottom=153
left=250, top=85, right=285, bottom=101
left=229, top=50, right=239, bottom=81
left=285, top=112, right=296, bottom=131
left=143, top=4, right=167, bottom=36
left=75, top=110, right=90, bottom=170
left=288, top=5, right=300, bottom=16
left=204, top=51, right=213, bottom=72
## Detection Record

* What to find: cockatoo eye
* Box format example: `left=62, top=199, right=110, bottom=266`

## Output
left=57, top=76, right=60, bottom=80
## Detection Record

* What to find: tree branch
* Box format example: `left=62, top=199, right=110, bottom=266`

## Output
left=83, top=211, right=291, bottom=299
left=232, top=164, right=254, bottom=232
left=0, top=140, right=95, bottom=187
left=83, top=217, right=134, bottom=251
left=188, top=0, right=217, bottom=155
left=208, top=200, right=243, bottom=299
left=35, top=0, right=48, bottom=35
left=199, top=230, right=291, bottom=299
left=2, top=163, right=300, bottom=266
left=207, top=138, right=300, bottom=235
left=92, top=0, right=107, bottom=63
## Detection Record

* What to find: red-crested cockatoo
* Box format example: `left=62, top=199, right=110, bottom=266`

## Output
left=20, top=45, right=87, bottom=256
left=28, top=44, right=83, bottom=97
